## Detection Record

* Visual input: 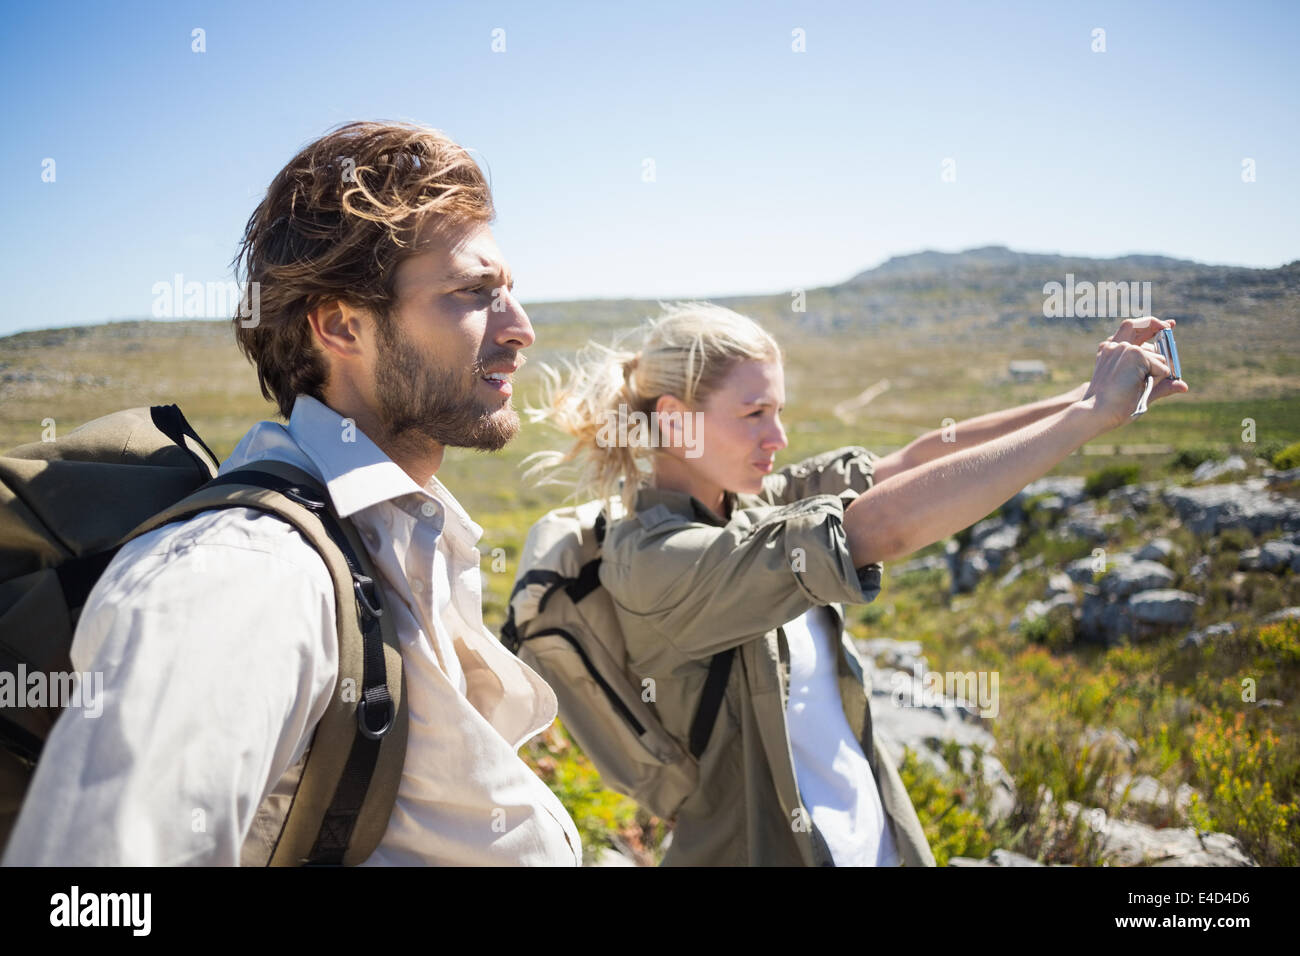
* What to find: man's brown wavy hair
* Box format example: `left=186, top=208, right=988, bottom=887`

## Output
left=231, top=120, right=495, bottom=419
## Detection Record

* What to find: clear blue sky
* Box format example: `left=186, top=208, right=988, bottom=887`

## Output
left=2, top=0, right=1296, bottom=336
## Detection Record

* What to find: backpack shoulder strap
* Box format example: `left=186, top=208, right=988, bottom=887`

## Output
left=503, top=498, right=733, bottom=761
left=121, top=459, right=408, bottom=866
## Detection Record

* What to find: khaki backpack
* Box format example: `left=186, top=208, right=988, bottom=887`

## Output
left=0, top=403, right=407, bottom=865
left=500, top=497, right=733, bottom=820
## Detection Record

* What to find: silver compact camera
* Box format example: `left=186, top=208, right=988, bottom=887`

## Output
left=1132, top=327, right=1182, bottom=418
left=1155, top=327, right=1182, bottom=381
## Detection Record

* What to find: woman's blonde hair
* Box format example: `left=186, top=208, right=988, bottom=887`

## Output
left=523, top=301, right=784, bottom=515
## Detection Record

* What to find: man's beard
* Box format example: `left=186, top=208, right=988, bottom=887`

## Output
left=373, top=323, right=519, bottom=453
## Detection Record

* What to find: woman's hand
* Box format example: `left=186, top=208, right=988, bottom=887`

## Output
left=1078, top=317, right=1190, bottom=431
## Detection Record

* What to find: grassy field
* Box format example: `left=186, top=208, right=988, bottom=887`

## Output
left=3, top=309, right=1298, bottom=865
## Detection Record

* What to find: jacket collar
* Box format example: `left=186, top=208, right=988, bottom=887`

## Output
left=633, top=483, right=745, bottom=527
left=632, top=480, right=850, bottom=637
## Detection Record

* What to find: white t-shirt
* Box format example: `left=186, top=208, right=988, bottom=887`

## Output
left=783, top=606, right=900, bottom=867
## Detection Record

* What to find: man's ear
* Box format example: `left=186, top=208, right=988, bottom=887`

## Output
left=307, top=299, right=371, bottom=362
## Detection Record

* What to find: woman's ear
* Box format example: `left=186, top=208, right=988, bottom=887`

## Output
left=654, top=393, right=678, bottom=416
left=653, top=394, right=688, bottom=455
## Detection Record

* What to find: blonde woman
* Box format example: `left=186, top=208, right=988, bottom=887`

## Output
left=525, top=303, right=1186, bottom=867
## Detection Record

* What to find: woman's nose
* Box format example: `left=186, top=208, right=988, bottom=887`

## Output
left=763, top=421, right=788, bottom=451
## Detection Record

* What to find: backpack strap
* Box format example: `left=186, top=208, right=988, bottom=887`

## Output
left=148, top=404, right=221, bottom=480
left=120, top=459, right=408, bottom=866
left=500, top=519, right=735, bottom=762
left=689, top=650, right=734, bottom=759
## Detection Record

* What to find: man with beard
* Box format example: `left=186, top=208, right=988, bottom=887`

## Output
left=1, top=122, right=583, bottom=866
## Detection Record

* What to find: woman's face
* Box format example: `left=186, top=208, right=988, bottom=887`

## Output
left=682, top=357, right=790, bottom=498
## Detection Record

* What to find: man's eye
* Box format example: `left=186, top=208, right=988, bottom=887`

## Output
left=748, top=410, right=764, bottom=418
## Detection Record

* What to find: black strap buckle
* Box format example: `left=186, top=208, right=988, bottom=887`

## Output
left=283, top=485, right=327, bottom=511
left=352, top=574, right=384, bottom=620
left=357, top=688, right=395, bottom=740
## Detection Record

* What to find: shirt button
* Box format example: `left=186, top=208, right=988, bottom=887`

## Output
left=411, top=578, right=424, bottom=593
left=421, top=502, right=438, bottom=518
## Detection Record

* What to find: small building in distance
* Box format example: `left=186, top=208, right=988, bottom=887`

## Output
left=1009, top=359, right=1048, bottom=382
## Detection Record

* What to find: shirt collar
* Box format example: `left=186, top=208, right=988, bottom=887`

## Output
left=285, top=394, right=484, bottom=542
left=286, top=394, right=422, bottom=518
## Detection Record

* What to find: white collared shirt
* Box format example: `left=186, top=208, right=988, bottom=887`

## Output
left=2, top=395, right=581, bottom=866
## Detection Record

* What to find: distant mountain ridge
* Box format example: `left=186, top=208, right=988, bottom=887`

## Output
left=692, top=244, right=1300, bottom=337
left=2, top=246, right=1295, bottom=343
left=850, top=246, right=1219, bottom=282
left=518, top=244, right=1298, bottom=333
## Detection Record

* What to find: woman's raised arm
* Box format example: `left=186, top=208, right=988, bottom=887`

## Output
left=844, top=317, right=1188, bottom=565
left=871, top=383, right=1089, bottom=484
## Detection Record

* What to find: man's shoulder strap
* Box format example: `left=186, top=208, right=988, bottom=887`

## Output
left=123, top=459, right=408, bottom=866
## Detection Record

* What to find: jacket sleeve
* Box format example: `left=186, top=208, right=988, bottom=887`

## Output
left=0, top=509, right=338, bottom=867
left=600, top=494, right=883, bottom=662
left=759, top=446, right=879, bottom=506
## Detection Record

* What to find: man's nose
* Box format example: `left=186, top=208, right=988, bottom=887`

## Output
left=494, top=287, right=535, bottom=349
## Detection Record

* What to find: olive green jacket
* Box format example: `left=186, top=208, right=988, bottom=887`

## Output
left=599, top=446, right=937, bottom=867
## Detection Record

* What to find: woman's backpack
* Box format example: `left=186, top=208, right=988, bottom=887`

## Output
left=0, top=404, right=407, bottom=864
left=500, top=498, right=732, bottom=820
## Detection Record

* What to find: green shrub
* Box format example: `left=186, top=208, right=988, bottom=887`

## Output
left=1215, top=527, right=1255, bottom=553
left=1256, top=439, right=1287, bottom=464
left=1272, top=441, right=1300, bottom=471
left=1170, top=446, right=1225, bottom=471
left=1084, top=464, right=1141, bottom=498
left=1186, top=710, right=1300, bottom=866
left=897, top=747, right=996, bottom=866
left=1021, top=604, right=1075, bottom=650
left=1000, top=714, right=1129, bottom=866
left=1256, top=617, right=1300, bottom=667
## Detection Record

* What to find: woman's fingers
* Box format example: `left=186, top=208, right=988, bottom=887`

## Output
left=1130, top=339, right=1189, bottom=403
left=1141, top=341, right=1173, bottom=379
left=1150, top=375, right=1191, bottom=402
left=1108, top=315, right=1175, bottom=346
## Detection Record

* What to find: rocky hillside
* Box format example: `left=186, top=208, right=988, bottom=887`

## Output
left=858, top=457, right=1300, bottom=867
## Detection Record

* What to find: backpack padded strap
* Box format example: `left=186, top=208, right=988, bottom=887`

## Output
left=119, top=461, right=408, bottom=866
left=505, top=548, right=734, bottom=763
